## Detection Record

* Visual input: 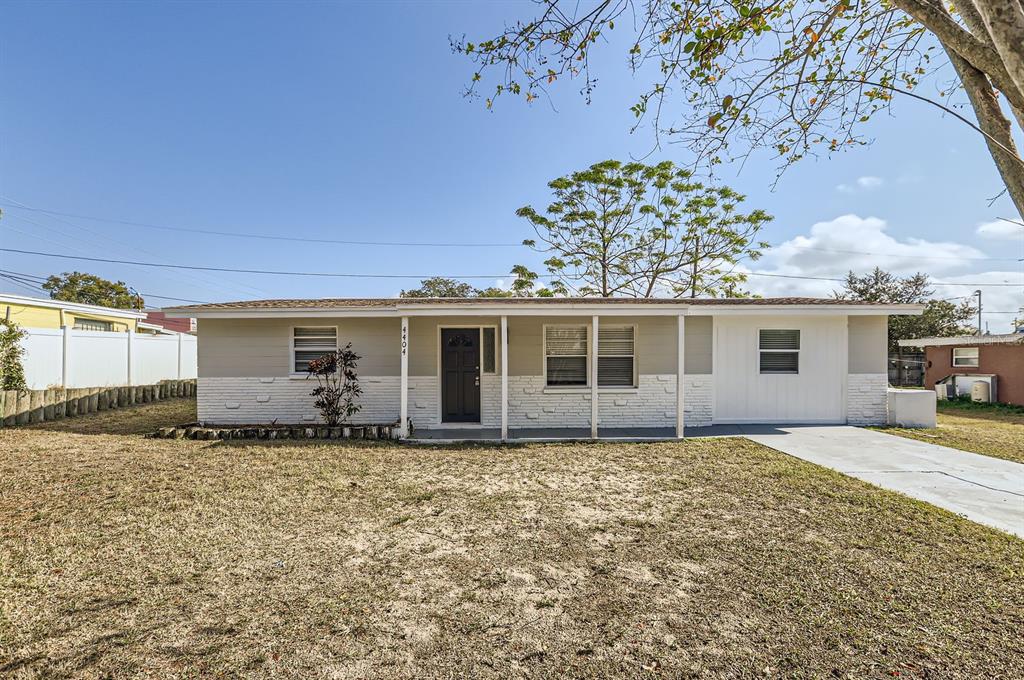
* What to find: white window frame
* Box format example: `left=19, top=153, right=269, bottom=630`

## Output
left=597, top=323, right=638, bottom=389
left=543, top=323, right=591, bottom=389
left=952, top=346, right=979, bottom=368
left=289, top=325, right=339, bottom=377
left=758, top=328, right=800, bottom=375
left=73, top=318, right=114, bottom=332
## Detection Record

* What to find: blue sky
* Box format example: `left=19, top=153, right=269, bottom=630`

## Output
left=1, top=1, right=1021, bottom=328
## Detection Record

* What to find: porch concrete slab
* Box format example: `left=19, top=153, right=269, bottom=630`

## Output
left=741, top=425, right=1024, bottom=537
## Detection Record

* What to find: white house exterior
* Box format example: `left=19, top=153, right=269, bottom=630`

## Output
left=164, top=297, right=922, bottom=439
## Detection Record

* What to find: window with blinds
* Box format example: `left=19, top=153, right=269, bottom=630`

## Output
left=598, top=325, right=635, bottom=387
left=545, top=325, right=588, bottom=386
left=293, top=326, right=338, bottom=373
left=759, top=329, right=800, bottom=374
left=952, top=347, right=979, bottom=367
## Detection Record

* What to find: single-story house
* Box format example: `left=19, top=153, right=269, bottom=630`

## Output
left=1, top=293, right=147, bottom=332
left=163, top=297, right=923, bottom=439
left=899, top=333, right=1024, bottom=405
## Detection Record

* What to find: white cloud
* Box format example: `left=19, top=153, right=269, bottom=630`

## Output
left=976, top=219, right=1024, bottom=240
left=742, top=214, right=1022, bottom=332
left=837, top=176, right=884, bottom=193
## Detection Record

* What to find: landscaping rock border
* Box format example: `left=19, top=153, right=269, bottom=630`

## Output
left=149, top=422, right=400, bottom=441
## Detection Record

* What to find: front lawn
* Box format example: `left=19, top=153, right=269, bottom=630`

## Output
left=879, top=400, right=1024, bottom=465
left=1, top=400, right=1021, bottom=677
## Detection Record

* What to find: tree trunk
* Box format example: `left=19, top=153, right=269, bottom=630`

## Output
left=946, top=50, right=1024, bottom=218
left=972, top=0, right=1024, bottom=100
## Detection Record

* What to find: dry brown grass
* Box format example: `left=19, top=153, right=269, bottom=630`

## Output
left=1, top=399, right=1022, bottom=678
left=879, top=403, right=1024, bottom=465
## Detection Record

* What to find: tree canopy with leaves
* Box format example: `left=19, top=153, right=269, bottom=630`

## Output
left=516, top=159, right=770, bottom=297
left=42, top=271, right=142, bottom=310
left=399, top=267, right=557, bottom=298
left=835, top=267, right=977, bottom=350
left=455, top=0, right=1024, bottom=217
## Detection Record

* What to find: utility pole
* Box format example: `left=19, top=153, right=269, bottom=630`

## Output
left=974, top=289, right=982, bottom=335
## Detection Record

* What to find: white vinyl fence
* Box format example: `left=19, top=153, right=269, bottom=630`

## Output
left=21, top=328, right=198, bottom=390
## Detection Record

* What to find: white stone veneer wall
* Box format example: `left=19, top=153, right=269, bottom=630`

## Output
left=198, top=376, right=400, bottom=425
left=683, top=375, right=714, bottom=428
left=846, top=373, right=888, bottom=425
left=406, top=375, right=501, bottom=429
left=199, top=373, right=716, bottom=429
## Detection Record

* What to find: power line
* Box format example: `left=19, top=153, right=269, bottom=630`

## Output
left=0, top=268, right=211, bottom=304
left=0, top=247, right=528, bottom=280
left=0, top=201, right=524, bottom=248
left=4, top=246, right=1023, bottom=288
left=2, top=200, right=1020, bottom=261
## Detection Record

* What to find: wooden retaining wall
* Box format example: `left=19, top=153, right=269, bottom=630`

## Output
left=0, top=379, right=196, bottom=428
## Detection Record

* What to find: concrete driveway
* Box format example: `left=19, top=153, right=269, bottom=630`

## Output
left=729, top=425, right=1024, bottom=537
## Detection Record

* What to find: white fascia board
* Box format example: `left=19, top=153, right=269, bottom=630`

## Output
left=0, top=293, right=148, bottom=320
left=899, top=334, right=1023, bottom=347
left=687, top=304, right=924, bottom=316
left=165, top=302, right=923, bottom=319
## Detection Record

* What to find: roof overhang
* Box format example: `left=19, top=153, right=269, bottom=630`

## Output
left=163, top=301, right=925, bottom=319
left=0, top=293, right=148, bottom=320
left=899, top=333, right=1024, bottom=347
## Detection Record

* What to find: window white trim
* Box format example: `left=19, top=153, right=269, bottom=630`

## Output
left=952, top=346, right=980, bottom=368
left=543, top=323, right=591, bottom=388
left=289, top=325, right=339, bottom=377
left=597, top=323, right=637, bottom=388
left=758, top=328, right=800, bottom=375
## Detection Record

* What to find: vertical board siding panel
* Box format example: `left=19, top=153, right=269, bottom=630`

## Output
left=715, top=315, right=845, bottom=424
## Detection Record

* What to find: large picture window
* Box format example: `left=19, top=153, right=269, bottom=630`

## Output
left=545, top=325, right=588, bottom=386
left=598, top=325, right=635, bottom=387
left=952, top=347, right=979, bottom=367
left=292, top=326, right=337, bottom=373
left=759, top=329, right=800, bottom=374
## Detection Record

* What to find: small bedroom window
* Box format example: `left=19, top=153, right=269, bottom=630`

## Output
left=952, top=347, right=979, bottom=367
left=545, top=325, right=588, bottom=386
left=73, top=318, right=114, bottom=332
left=292, top=326, right=337, bottom=373
left=759, top=329, right=800, bottom=374
left=598, top=325, right=636, bottom=387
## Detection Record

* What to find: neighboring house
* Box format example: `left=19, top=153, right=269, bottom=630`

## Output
left=0, top=293, right=146, bottom=332
left=144, top=310, right=196, bottom=335
left=164, top=297, right=922, bottom=439
left=899, top=334, right=1024, bottom=406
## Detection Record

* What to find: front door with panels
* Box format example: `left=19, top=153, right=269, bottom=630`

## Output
left=441, top=328, right=481, bottom=423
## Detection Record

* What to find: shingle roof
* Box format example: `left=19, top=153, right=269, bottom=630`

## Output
left=165, top=296, right=893, bottom=312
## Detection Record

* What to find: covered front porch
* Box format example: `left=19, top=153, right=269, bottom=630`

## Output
left=397, top=310, right=691, bottom=440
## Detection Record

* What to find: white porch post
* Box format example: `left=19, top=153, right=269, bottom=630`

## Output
left=500, top=315, right=508, bottom=441
left=400, top=316, right=409, bottom=438
left=591, top=315, right=599, bottom=439
left=676, top=314, right=685, bottom=438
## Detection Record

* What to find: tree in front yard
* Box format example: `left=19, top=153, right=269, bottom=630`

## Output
left=515, top=159, right=771, bottom=297
left=43, top=271, right=143, bottom=309
left=835, top=267, right=977, bottom=351
left=0, top=318, right=28, bottom=391
left=305, top=344, right=363, bottom=426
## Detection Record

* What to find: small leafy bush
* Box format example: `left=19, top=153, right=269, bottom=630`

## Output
left=305, top=343, right=362, bottom=426
left=0, top=318, right=27, bottom=391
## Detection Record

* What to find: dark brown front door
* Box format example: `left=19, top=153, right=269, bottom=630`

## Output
left=442, top=328, right=480, bottom=423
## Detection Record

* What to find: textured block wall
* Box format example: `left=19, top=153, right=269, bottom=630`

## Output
left=846, top=373, right=888, bottom=425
